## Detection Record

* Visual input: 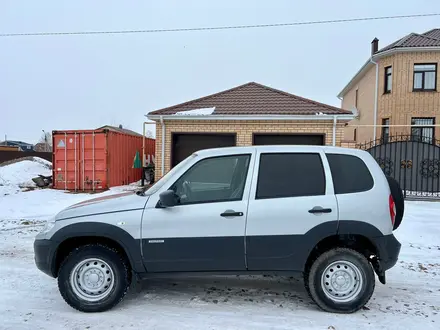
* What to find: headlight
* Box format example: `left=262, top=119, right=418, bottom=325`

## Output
left=40, top=219, right=56, bottom=234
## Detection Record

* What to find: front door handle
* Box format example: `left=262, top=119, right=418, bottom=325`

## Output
left=308, top=206, right=332, bottom=214
left=220, top=210, right=244, bottom=217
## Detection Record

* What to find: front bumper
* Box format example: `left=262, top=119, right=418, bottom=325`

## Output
left=34, top=239, right=57, bottom=278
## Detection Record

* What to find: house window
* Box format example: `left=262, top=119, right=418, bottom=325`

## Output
left=411, top=118, right=435, bottom=143
left=353, top=128, right=357, bottom=142
left=413, top=64, right=437, bottom=91
left=355, top=89, right=358, bottom=108
left=382, top=118, right=390, bottom=143
left=384, top=66, right=392, bottom=93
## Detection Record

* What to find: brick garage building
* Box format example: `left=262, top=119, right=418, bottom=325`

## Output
left=147, top=82, right=354, bottom=178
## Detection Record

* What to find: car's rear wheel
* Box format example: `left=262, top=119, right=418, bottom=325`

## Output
left=58, top=244, right=131, bottom=312
left=305, top=248, right=375, bottom=313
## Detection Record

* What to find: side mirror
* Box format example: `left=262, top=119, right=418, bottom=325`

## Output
left=158, top=190, right=178, bottom=208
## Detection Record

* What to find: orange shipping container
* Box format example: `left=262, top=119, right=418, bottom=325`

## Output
left=52, top=127, right=155, bottom=191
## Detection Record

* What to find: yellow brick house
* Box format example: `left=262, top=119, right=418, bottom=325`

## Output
left=339, top=28, right=440, bottom=145
left=147, top=82, right=354, bottom=178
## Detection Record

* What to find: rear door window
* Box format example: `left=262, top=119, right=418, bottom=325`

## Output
left=256, top=153, right=326, bottom=199
left=326, top=153, right=374, bottom=194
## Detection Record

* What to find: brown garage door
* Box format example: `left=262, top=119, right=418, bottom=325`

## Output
left=172, top=133, right=236, bottom=167
left=253, top=134, right=324, bottom=146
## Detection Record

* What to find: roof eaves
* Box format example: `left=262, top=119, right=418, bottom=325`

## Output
left=147, top=114, right=355, bottom=121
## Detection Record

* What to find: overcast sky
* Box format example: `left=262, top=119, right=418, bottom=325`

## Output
left=1, top=0, right=439, bottom=143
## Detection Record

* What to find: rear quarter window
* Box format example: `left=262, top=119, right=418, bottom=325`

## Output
left=327, top=153, right=374, bottom=194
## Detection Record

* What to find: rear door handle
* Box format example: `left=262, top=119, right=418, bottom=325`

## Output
left=220, top=210, right=244, bottom=217
left=308, top=206, right=332, bottom=214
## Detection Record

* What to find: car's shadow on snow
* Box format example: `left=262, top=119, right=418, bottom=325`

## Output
left=120, top=274, right=318, bottom=311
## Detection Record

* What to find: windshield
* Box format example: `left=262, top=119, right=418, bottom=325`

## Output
left=145, top=153, right=197, bottom=195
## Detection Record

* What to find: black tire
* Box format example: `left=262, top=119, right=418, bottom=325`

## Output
left=305, top=248, right=375, bottom=313
left=386, top=176, right=404, bottom=230
left=58, top=244, right=131, bottom=313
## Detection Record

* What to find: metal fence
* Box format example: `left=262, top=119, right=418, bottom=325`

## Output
left=0, top=151, right=52, bottom=164
left=357, top=135, right=440, bottom=200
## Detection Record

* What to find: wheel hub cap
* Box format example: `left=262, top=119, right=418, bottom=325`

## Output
left=321, top=260, right=363, bottom=303
left=70, top=258, right=115, bottom=302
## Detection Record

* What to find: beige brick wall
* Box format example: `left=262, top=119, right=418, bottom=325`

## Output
left=154, top=120, right=345, bottom=178
left=342, top=51, right=440, bottom=143
left=342, top=66, right=376, bottom=143
left=340, top=141, right=357, bottom=149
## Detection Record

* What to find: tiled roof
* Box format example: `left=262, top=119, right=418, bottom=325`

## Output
left=423, top=28, right=440, bottom=40
left=149, top=82, right=351, bottom=116
left=377, top=29, right=440, bottom=53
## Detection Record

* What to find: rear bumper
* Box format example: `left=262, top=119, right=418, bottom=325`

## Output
left=372, top=234, right=401, bottom=271
left=34, top=239, right=57, bottom=278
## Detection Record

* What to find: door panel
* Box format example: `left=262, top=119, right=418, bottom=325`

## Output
left=245, top=149, right=338, bottom=271
left=141, top=152, right=256, bottom=272
left=246, top=195, right=338, bottom=270
left=142, top=200, right=248, bottom=272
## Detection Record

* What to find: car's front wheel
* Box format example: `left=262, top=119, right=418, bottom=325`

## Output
left=305, top=248, right=375, bottom=313
left=58, top=244, right=131, bottom=312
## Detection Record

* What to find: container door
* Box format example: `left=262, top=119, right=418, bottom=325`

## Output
left=79, top=132, right=107, bottom=191
left=53, top=133, right=80, bottom=190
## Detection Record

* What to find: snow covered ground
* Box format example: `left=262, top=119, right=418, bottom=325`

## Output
left=0, top=194, right=439, bottom=329
left=0, top=159, right=439, bottom=329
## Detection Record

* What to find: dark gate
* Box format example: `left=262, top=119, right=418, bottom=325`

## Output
left=358, top=135, right=440, bottom=199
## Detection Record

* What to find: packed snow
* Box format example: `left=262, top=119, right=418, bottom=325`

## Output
left=174, top=107, right=216, bottom=116
left=0, top=157, right=52, bottom=196
left=0, top=159, right=439, bottom=329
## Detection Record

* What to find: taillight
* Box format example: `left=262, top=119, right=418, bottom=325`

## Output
left=389, top=194, right=396, bottom=226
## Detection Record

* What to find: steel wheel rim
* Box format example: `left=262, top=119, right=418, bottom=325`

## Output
left=70, top=258, right=115, bottom=302
left=321, top=260, right=363, bottom=303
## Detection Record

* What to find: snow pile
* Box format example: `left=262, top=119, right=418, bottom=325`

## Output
left=0, top=184, right=138, bottom=222
left=0, top=157, right=52, bottom=196
left=174, top=107, right=215, bottom=116
left=32, top=157, right=52, bottom=168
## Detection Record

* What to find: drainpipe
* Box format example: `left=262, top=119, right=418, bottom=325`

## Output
left=332, top=116, right=337, bottom=146
left=370, top=57, right=379, bottom=144
left=160, top=116, right=165, bottom=177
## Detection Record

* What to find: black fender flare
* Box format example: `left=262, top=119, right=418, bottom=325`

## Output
left=50, top=222, right=145, bottom=274
left=299, top=220, right=385, bottom=271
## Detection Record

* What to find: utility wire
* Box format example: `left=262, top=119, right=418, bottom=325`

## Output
left=1, top=13, right=439, bottom=38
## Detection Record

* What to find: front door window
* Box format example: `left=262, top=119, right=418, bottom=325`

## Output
left=171, top=154, right=251, bottom=205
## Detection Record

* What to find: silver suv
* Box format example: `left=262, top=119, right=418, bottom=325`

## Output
left=34, top=146, right=403, bottom=313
